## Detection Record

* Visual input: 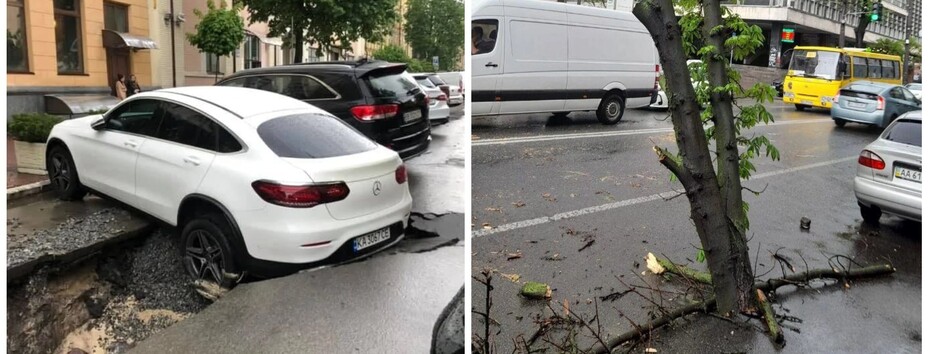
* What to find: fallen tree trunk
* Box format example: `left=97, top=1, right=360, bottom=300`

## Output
left=591, top=264, right=895, bottom=354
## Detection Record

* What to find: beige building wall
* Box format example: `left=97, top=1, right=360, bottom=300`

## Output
left=181, top=0, right=232, bottom=86
left=148, top=0, right=186, bottom=88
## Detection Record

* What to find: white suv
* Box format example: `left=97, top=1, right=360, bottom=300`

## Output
left=46, top=86, right=412, bottom=289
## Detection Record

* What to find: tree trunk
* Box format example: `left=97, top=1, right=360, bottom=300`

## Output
left=699, top=0, right=756, bottom=314
left=855, top=16, right=870, bottom=47
left=294, top=29, right=304, bottom=63
left=633, top=0, right=751, bottom=316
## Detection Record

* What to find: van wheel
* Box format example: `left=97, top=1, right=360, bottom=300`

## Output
left=181, top=213, right=243, bottom=299
left=597, top=93, right=625, bottom=125
left=794, top=104, right=806, bottom=111
left=834, top=118, right=846, bottom=127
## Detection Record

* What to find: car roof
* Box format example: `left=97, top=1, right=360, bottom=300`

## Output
left=222, top=60, right=407, bottom=78
left=899, top=110, right=922, bottom=120
left=845, top=81, right=893, bottom=94
left=151, top=86, right=316, bottom=119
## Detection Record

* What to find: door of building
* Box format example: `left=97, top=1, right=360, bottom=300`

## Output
left=106, top=49, right=131, bottom=96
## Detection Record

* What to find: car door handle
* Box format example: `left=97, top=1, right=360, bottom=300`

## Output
left=183, top=156, right=201, bottom=166
left=485, top=62, right=499, bottom=67
left=124, top=140, right=139, bottom=148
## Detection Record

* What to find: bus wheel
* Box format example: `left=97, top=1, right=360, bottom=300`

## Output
left=794, top=104, right=806, bottom=111
left=597, top=92, right=625, bottom=125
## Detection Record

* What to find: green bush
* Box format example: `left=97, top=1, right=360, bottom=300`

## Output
left=8, top=113, right=63, bottom=143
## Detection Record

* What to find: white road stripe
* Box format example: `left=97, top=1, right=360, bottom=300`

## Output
left=472, top=118, right=830, bottom=146
left=472, top=156, right=855, bottom=238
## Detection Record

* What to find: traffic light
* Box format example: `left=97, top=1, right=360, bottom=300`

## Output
left=870, top=1, right=882, bottom=22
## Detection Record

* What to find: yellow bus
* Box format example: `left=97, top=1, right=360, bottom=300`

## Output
left=782, top=46, right=902, bottom=111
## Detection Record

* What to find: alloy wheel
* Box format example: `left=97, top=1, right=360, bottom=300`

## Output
left=49, top=154, right=71, bottom=192
left=184, top=229, right=227, bottom=285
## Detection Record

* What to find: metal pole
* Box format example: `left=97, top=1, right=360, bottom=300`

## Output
left=903, top=17, right=910, bottom=84
left=839, top=0, right=847, bottom=48
left=170, top=0, right=177, bottom=87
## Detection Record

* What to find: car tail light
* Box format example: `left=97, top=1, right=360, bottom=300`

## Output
left=654, top=64, right=661, bottom=91
left=350, top=104, right=399, bottom=121
left=395, top=165, right=407, bottom=184
left=833, top=94, right=839, bottom=103
left=437, top=94, right=447, bottom=101
left=858, top=150, right=885, bottom=170
left=251, top=181, right=350, bottom=208
left=876, top=96, right=885, bottom=110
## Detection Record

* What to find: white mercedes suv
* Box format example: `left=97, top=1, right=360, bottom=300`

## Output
left=46, top=86, right=413, bottom=289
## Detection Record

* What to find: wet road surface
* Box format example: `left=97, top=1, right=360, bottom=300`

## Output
left=470, top=102, right=921, bottom=352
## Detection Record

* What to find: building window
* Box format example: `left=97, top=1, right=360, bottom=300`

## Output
left=54, top=0, right=83, bottom=73
left=104, top=2, right=128, bottom=32
left=206, top=53, right=221, bottom=74
left=7, top=0, right=29, bottom=72
left=244, top=35, right=260, bottom=69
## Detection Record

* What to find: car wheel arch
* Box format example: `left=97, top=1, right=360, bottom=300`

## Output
left=178, top=194, right=250, bottom=263
left=45, top=138, right=68, bottom=160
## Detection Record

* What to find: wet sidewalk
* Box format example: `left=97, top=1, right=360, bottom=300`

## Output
left=7, top=137, right=49, bottom=198
left=131, top=246, right=464, bottom=353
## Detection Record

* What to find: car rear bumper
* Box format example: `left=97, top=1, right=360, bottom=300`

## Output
left=831, top=106, right=885, bottom=126
left=235, top=192, right=413, bottom=269
left=854, top=176, right=921, bottom=221
left=449, top=95, right=463, bottom=105
left=429, top=104, right=451, bottom=121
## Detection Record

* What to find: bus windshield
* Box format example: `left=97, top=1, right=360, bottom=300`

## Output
left=789, top=50, right=844, bottom=80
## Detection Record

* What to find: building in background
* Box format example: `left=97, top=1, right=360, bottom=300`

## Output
left=7, top=0, right=156, bottom=117
left=365, top=0, right=413, bottom=57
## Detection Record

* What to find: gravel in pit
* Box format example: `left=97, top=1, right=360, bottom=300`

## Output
left=7, top=208, right=136, bottom=268
left=58, top=227, right=210, bottom=354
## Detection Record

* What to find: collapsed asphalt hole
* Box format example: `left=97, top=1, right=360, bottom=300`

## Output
left=8, top=227, right=210, bottom=354
left=392, top=213, right=464, bottom=253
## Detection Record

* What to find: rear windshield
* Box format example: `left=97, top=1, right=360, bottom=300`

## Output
left=428, top=76, right=446, bottom=86
left=415, top=77, right=436, bottom=88
left=884, top=120, right=921, bottom=147
left=365, top=71, right=420, bottom=100
left=839, top=88, right=880, bottom=100
left=257, top=113, right=377, bottom=158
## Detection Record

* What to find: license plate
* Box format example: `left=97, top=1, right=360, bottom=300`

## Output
left=894, top=167, right=922, bottom=183
left=800, top=100, right=813, bottom=106
left=847, top=101, right=867, bottom=108
left=404, top=110, right=422, bottom=123
left=353, top=227, right=392, bottom=252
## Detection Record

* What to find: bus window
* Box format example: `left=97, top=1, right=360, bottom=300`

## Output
left=853, top=57, right=868, bottom=78
left=790, top=50, right=840, bottom=80
left=882, top=60, right=896, bottom=79
left=868, top=59, right=882, bottom=78
left=838, top=56, right=850, bottom=79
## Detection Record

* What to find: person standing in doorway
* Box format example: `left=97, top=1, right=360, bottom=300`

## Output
left=115, top=74, right=127, bottom=100
left=127, top=74, right=141, bottom=96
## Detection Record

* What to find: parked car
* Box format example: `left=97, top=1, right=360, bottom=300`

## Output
left=831, top=81, right=922, bottom=128
left=217, top=60, right=431, bottom=160
left=45, top=86, right=413, bottom=291
left=854, top=110, right=921, bottom=223
left=413, top=74, right=451, bottom=122
left=472, top=0, right=658, bottom=124
left=905, top=83, right=922, bottom=100
left=414, top=73, right=453, bottom=103
left=435, top=72, right=464, bottom=106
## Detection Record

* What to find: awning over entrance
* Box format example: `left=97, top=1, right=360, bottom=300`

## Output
left=44, top=94, right=119, bottom=116
left=102, top=29, right=158, bottom=50
left=244, top=29, right=283, bottom=46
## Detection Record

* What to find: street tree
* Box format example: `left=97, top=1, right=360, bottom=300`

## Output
left=372, top=44, right=433, bottom=72
left=240, top=0, right=399, bottom=63
left=404, top=0, right=464, bottom=71
left=186, top=0, right=244, bottom=82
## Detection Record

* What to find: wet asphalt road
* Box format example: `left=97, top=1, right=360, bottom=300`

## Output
left=470, top=102, right=921, bottom=352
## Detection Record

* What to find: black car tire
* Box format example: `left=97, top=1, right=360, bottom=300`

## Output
left=597, top=93, right=625, bottom=125
left=46, top=145, right=87, bottom=201
left=834, top=118, right=846, bottom=127
left=794, top=104, right=806, bottom=111
left=181, top=214, right=243, bottom=295
left=859, top=203, right=882, bottom=224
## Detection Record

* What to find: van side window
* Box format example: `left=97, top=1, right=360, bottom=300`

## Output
left=472, top=19, right=498, bottom=55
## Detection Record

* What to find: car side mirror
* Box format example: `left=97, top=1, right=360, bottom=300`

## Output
left=91, top=118, right=106, bottom=131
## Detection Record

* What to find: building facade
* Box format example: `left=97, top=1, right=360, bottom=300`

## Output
left=8, top=0, right=156, bottom=117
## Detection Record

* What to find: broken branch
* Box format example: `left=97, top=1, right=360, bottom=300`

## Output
left=756, top=289, right=784, bottom=346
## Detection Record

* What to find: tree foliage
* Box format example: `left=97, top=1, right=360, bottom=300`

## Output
left=186, top=0, right=244, bottom=65
left=868, top=37, right=922, bottom=63
left=239, top=0, right=399, bottom=63
left=372, top=44, right=434, bottom=72
left=404, top=0, right=464, bottom=71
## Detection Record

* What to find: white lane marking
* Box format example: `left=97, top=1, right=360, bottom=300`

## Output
left=472, top=118, right=830, bottom=146
left=472, top=156, right=854, bottom=238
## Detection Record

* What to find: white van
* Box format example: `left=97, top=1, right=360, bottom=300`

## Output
left=471, top=0, right=659, bottom=124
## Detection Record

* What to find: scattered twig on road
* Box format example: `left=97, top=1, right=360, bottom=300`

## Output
left=742, top=183, right=769, bottom=195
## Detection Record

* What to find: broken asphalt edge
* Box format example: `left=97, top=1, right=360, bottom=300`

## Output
left=7, top=220, right=158, bottom=284
left=7, top=180, right=52, bottom=202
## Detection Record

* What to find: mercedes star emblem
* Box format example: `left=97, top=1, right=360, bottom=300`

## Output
left=372, top=181, right=382, bottom=196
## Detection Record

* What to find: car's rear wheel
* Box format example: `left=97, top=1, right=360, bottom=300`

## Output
left=859, top=203, right=882, bottom=224
left=834, top=118, right=846, bottom=127
left=597, top=92, right=625, bottom=125
left=46, top=145, right=87, bottom=201
left=794, top=104, right=806, bottom=111
left=181, top=214, right=243, bottom=296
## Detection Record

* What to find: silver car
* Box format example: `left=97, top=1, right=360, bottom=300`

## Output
left=854, top=110, right=921, bottom=223
left=831, top=81, right=922, bottom=128
left=413, top=75, right=451, bottom=122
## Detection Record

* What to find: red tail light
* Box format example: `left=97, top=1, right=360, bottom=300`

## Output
left=350, top=104, right=399, bottom=121
left=858, top=150, right=885, bottom=170
left=251, top=181, right=350, bottom=208
left=833, top=93, right=839, bottom=103
left=437, top=94, right=448, bottom=101
left=395, top=165, right=407, bottom=184
left=654, top=64, right=661, bottom=91
left=876, top=96, right=885, bottom=110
